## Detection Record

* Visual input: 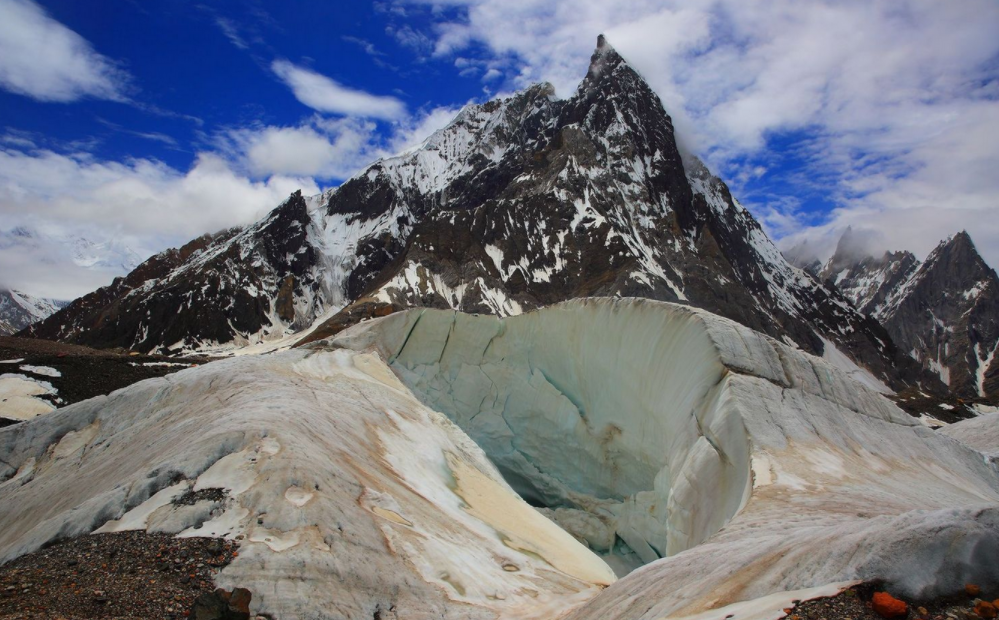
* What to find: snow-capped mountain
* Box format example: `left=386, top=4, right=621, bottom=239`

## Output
left=810, top=229, right=999, bottom=399
left=0, top=289, right=64, bottom=335
left=27, top=37, right=926, bottom=391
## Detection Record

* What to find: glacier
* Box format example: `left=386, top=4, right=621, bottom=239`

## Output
left=1, top=298, right=997, bottom=619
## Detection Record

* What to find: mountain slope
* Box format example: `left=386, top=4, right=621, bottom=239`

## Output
left=0, top=289, right=64, bottom=335
left=25, top=37, right=926, bottom=392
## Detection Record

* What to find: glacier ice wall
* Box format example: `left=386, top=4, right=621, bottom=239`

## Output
left=328, top=298, right=921, bottom=564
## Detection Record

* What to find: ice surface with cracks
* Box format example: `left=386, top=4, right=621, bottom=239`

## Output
left=942, top=413, right=999, bottom=461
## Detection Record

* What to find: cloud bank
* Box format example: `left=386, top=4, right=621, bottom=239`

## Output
left=0, top=147, right=316, bottom=298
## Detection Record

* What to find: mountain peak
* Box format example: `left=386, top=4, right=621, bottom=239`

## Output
left=946, top=230, right=974, bottom=250
left=927, top=230, right=984, bottom=268
left=582, top=34, right=627, bottom=87
left=820, top=226, right=881, bottom=279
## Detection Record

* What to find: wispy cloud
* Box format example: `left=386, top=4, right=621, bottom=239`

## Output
left=271, top=59, right=407, bottom=119
left=96, top=118, right=179, bottom=147
left=0, top=0, right=132, bottom=102
left=342, top=35, right=398, bottom=71
left=343, top=36, right=386, bottom=59
left=214, top=16, right=249, bottom=50
left=387, top=24, right=434, bottom=55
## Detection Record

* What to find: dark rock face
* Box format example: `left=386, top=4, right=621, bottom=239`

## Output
left=25, top=37, right=929, bottom=392
left=189, top=587, right=252, bottom=619
left=815, top=229, right=999, bottom=399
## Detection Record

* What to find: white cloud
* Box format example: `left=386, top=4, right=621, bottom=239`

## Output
left=0, top=238, right=120, bottom=301
left=0, top=148, right=312, bottom=239
left=398, top=0, right=999, bottom=267
left=386, top=105, right=463, bottom=154
left=213, top=105, right=463, bottom=180
left=271, top=59, right=407, bottom=120
left=0, top=0, right=130, bottom=102
left=216, top=117, right=381, bottom=178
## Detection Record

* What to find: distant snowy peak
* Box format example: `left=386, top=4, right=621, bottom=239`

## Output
left=819, top=229, right=999, bottom=399
left=0, top=289, right=65, bottom=335
left=69, top=235, right=143, bottom=272
left=0, top=225, right=144, bottom=276
left=28, top=36, right=925, bottom=395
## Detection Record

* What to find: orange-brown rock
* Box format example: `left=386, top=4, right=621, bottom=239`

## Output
left=975, top=600, right=997, bottom=619
left=872, top=592, right=908, bottom=619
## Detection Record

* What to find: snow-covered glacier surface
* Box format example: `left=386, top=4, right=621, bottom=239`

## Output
left=1, top=298, right=997, bottom=620
left=942, top=412, right=999, bottom=461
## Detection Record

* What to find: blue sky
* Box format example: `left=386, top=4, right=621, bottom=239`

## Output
left=1, top=0, right=998, bottom=298
left=2, top=1, right=476, bottom=176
